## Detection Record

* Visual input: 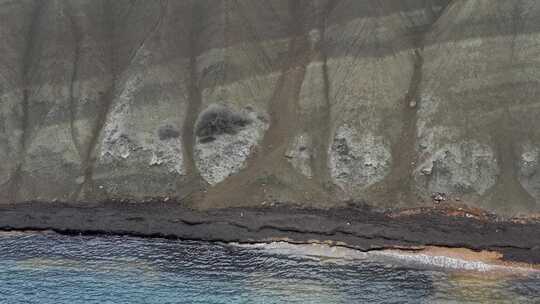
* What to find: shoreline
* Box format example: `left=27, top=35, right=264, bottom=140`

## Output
left=1, top=200, right=539, bottom=265
left=234, top=242, right=540, bottom=274
left=2, top=230, right=538, bottom=275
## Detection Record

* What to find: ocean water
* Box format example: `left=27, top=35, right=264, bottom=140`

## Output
left=0, top=232, right=538, bottom=304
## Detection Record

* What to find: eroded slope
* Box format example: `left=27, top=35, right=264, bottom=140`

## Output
left=1, top=0, right=539, bottom=216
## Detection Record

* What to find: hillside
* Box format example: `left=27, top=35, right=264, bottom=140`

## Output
left=1, top=0, right=539, bottom=217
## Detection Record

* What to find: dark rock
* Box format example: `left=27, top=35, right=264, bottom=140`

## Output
left=158, top=125, right=180, bottom=140
left=195, top=105, right=251, bottom=139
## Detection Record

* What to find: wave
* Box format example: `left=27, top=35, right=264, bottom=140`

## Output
left=232, top=241, right=539, bottom=274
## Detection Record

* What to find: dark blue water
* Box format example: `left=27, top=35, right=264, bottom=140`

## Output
left=0, top=232, right=538, bottom=303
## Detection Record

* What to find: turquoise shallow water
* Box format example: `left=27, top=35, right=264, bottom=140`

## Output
left=0, top=232, right=538, bottom=304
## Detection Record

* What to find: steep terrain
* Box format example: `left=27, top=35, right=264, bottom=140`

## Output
left=1, top=0, right=540, bottom=217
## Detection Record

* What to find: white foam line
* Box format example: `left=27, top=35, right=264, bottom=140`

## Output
left=370, top=251, right=496, bottom=272
left=231, top=242, right=539, bottom=273
left=370, top=251, right=540, bottom=274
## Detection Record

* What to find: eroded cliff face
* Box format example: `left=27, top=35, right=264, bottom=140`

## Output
left=1, top=0, right=539, bottom=216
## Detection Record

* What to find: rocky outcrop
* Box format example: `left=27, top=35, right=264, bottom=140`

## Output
left=1, top=0, right=540, bottom=217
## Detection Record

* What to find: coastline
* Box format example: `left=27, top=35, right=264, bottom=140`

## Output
left=1, top=200, right=539, bottom=265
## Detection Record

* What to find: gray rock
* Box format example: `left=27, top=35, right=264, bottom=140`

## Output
left=329, top=125, right=392, bottom=194
left=194, top=104, right=268, bottom=185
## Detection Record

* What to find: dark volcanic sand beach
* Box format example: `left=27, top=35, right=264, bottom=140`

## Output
left=1, top=200, right=539, bottom=265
